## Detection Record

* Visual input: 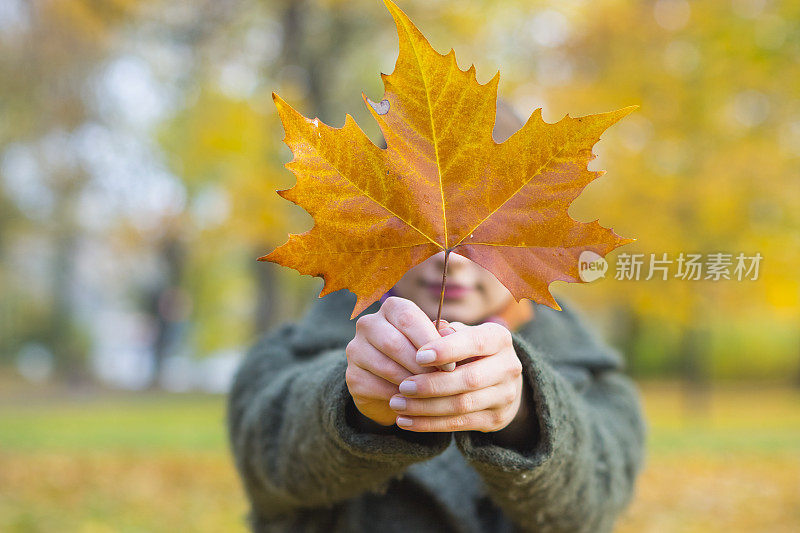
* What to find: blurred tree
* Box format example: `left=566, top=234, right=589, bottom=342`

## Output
left=540, top=0, right=800, bottom=388
left=2, top=0, right=797, bottom=389
left=0, top=0, right=143, bottom=381
left=159, top=0, right=398, bottom=350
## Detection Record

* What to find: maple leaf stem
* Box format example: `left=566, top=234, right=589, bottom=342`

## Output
left=435, top=249, right=450, bottom=329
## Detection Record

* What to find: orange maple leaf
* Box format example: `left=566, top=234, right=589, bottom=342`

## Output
left=262, top=0, right=636, bottom=319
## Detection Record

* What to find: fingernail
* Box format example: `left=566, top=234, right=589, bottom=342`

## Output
left=399, top=380, right=417, bottom=395
left=438, top=327, right=455, bottom=336
left=389, top=396, right=407, bottom=410
left=440, top=362, right=456, bottom=372
left=396, top=416, right=413, bottom=427
left=416, top=349, right=436, bottom=364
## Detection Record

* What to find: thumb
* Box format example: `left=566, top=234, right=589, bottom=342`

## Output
left=434, top=320, right=468, bottom=333
left=434, top=319, right=452, bottom=334
left=436, top=321, right=470, bottom=372
left=433, top=320, right=457, bottom=372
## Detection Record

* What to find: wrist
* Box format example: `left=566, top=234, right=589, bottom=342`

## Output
left=491, top=376, right=537, bottom=449
left=346, top=397, right=399, bottom=435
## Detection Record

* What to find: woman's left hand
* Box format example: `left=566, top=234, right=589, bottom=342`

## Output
left=389, top=321, right=526, bottom=432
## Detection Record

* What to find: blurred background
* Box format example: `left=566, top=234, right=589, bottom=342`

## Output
left=0, top=0, right=798, bottom=531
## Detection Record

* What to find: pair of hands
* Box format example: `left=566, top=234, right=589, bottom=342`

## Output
left=345, top=296, right=526, bottom=433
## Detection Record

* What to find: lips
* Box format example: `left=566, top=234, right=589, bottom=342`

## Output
left=424, top=281, right=472, bottom=300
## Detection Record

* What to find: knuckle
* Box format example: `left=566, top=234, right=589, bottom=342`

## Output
left=450, top=414, right=469, bottom=430
left=345, top=339, right=358, bottom=361
left=501, top=386, right=517, bottom=406
left=485, top=320, right=508, bottom=336
left=382, top=296, right=403, bottom=314
left=428, top=377, right=447, bottom=397
left=454, top=394, right=473, bottom=414
left=496, top=322, right=513, bottom=342
left=412, top=418, right=429, bottom=431
left=463, top=367, right=482, bottom=390
left=489, top=409, right=506, bottom=428
left=372, top=357, right=390, bottom=376
left=344, top=366, right=357, bottom=389
left=472, top=329, right=486, bottom=354
left=416, top=376, right=433, bottom=396
left=378, top=360, right=405, bottom=383
left=394, top=310, right=415, bottom=330
left=355, top=314, right=373, bottom=333
left=382, top=332, right=405, bottom=355
left=484, top=322, right=511, bottom=347
left=508, top=358, right=523, bottom=378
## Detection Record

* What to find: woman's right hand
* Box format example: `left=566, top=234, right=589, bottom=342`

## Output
left=345, top=296, right=449, bottom=426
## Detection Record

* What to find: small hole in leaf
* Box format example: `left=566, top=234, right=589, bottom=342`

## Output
left=369, top=98, right=390, bottom=115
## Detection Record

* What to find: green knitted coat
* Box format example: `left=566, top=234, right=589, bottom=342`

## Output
left=227, top=289, right=646, bottom=532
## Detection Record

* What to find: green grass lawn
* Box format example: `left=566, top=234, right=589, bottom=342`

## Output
left=0, top=393, right=227, bottom=452
left=0, top=383, right=798, bottom=532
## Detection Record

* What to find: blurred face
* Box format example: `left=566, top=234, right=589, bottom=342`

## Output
left=392, top=251, right=514, bottom=325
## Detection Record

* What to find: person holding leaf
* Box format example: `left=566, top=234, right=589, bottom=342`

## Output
left=226, top=100, right=646, bottom=533
left=228, top=3, right=645, bottom=530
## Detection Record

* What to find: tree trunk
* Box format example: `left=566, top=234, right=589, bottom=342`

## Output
left=146, top=235, right=186, bottom=389
left=678, top=324, right=712, bottom=421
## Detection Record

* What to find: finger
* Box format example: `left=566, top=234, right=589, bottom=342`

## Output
left=416, top=322, right=511, bottom=367
left=452, top=323, right=480, bottom=366
left=399, top=354, right=519, bottom=398
left=447, top=323, right=471, bottom=367
left=367, top=334, right=427, bottom=375
left=395, top=410, right=500, bottom=432
left=389, top=384, right=509, bottom=416
left=348, top=340, right=412, bottom=385
left=381, top=296, right=441, bottom=349
left=379, top=297, right=456, bottom=373
left=362, top=319, right=429, bottom=374
left=345, top=364, right=399, bottom=400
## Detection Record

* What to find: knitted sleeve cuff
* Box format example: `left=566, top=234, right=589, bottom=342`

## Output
left=322, top=355, right=452, bottom=463
left=454, top=333, right=587, bottom=471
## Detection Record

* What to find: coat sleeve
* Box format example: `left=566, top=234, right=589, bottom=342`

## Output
left=454, top=317, right=647, bottom=533
left=226, top=322, right=452, bottom=519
